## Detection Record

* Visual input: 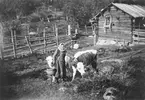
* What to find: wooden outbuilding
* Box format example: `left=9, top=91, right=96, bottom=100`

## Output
left=91, top=3, right=145, bottom=43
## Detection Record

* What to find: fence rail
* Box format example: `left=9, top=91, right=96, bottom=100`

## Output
left=1, top=34, right=71, bottom=60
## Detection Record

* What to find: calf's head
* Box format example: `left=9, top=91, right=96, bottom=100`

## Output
left=46, top=56, right=54, bottom=68
left=76, top=62, right=86, bottom=76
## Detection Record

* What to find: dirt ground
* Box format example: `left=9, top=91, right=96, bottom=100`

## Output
left=1, top=36, right=145, bottom=100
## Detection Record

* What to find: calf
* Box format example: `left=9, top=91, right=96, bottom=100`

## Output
left=71, top=49, right=98, bottom=81
left=45, top=55, right=71, bottom=82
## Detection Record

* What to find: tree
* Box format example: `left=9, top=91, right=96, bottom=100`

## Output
left=94, top=0, right=113, bottom=13
left=63, top=0, right=96, bottom=27
left=0, top=0, right=42, bottom=21
left=63, top=0, right=113, bottom=27
left=53, top=0, right=66, bottom=10
left=0, top=0, right=20, bottom=20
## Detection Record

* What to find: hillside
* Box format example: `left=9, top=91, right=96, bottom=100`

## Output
left=1, top=36, right=145, bottom=100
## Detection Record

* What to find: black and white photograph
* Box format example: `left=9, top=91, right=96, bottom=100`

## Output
left=0, top=0, right=145, bottom=100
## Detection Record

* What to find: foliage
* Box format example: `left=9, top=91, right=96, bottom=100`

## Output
left=52, top=0, right=66, bottom=10
left=19, top=0, right=42, bottom=16
left=62, top=0, right=95, bottom=27
left=3, top=19, right=22, bottom=38
left=62, top=0, right=113, bottom=27
left=0, top=0, right=42, bottom=21
left=59, top=0, right=145, bottom=27
left=93, top=0, right=114, bottom=13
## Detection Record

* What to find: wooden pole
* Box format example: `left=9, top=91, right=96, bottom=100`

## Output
left=131, top=18, right=134, bottom=43
left=85, top=25, right=88, bottom=35
left=68, top=24, right=72, bottom=47
left=96, top=17, right=99, bottom=43
left=14, top=30, right=17, bottom=48
left=43, top=28, right=46, bottom=53
left=27, top=24, right=30, bottom=40
left=68, top=25, right=71, bottom=36
left=55, top=24, right=59, bottom=46
left=0, top=46, right=3, bottom=59
left=93, top=29, right=96, bottom=46
left=27, top=24, right=29, bottom=34
left=75, top=28, right=78, bottom=35
left=91, top=23, right=94, bottom=34
left=138, top=22, right=141, bottom=44
left=0, top=23, right=3, bottom=59
left=37, top=28, right=41, bottom=43
left=25, top=36, right=33, bottom=54
left=55, top=25, right=59, bottom=46
left=11, top=29, right=16, bottom=57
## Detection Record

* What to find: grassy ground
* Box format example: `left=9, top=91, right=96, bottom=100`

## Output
left=1, top=36, right=145, bottom=100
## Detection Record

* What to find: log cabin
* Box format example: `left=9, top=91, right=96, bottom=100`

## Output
left=91, top=3, right=145, bottom=43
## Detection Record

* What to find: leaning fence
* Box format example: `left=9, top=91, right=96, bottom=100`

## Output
left=0, top=30, right=71, bottom=60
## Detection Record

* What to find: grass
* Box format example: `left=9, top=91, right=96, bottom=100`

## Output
left=1, top=36, right=145, bottom=100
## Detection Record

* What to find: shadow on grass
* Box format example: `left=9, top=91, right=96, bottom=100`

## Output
left=0, top=70, right=21, bottom=100
left=125, top=57, right=145, bottom=100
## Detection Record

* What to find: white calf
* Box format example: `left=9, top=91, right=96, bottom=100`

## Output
left=45, top=55, right=71, bottom=82
left=72, top=62, right=85, bottom=81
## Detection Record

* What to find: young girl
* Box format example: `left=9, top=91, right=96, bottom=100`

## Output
left=52, top=43, right=67, bottom=82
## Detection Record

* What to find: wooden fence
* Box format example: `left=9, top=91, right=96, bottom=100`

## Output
left=1, top=29, right=71, bottom=60
left=0, top=23, right=98, bottom=60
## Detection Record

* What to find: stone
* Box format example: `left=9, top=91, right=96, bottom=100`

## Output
left=103, top=87, right=119, bottom=100
left=99, top=65, right=114, bottom=75
left=73, top=44, right=79, bottom=49
left=59, top=87, right=67, bottom=92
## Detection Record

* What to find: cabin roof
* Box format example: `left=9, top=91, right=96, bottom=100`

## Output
left=113, top=3, right=145, bottom=18
left=93, top=3, right=145, bottom=19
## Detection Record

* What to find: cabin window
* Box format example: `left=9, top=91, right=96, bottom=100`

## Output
left=106, top=16, right=110, bottom=25
left=135, top=18, right=145, bottom=29
left=104, top=14, right=112, bottom=33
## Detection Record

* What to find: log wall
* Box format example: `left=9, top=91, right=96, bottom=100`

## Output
left=98, top=5, right=132, bottom=41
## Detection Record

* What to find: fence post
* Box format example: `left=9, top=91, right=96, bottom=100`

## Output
left=85, top=25, right=88, bottom=34
left=26, top=24, right=30, bottom=40
left=0, top=46, right=3, bottom=59
left=11, top=29, right=16, bottom=57
left=37, top=28, right=41, bottom=43
left=53, top=24, right=55, bottom=34
left=25, top=36, right=33, bottom=54
left=131, top=18, right=134, bottom=43
left=68, top=25, right=71, bottom=36
left=55, top=24, right=59, bottom=46
left=93, top=29, right=96, bottom=46
left=14, top=30, right=17, bottom=47
left=75, top=28, right=78, bottom=35
left=0, top=22, right=3, bottom=59
left=43, top=28, right=46, bottom=53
